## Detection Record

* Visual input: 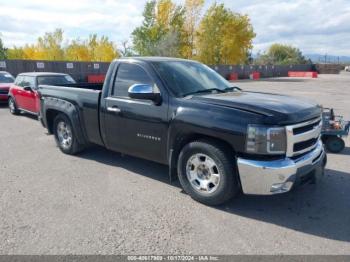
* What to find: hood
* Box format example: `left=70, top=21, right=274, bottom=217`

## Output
left=0, top=83, right=12, bottom=90
left=190, top=91, right=322, bottom=124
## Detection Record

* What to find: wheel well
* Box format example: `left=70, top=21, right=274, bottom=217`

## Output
left=171, top=133, right=236, bottom=169
left=46, top=109, right=62, bottom=134
left=8, top=95, right=14, bottom=102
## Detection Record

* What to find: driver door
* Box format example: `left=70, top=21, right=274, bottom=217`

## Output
left=103, top=62, right=169, bottom=164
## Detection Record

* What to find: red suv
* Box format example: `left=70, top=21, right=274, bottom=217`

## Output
left=8, top=72, right=76, bottom=115
left=0, top=71, right=15, bottom=102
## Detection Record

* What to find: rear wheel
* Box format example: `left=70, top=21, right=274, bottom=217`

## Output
left=325, top=136, right=345, bottom=153
left=53, top=114, right=84, bottom=155
left=8, top=97, right=19, bottom=115
left=177, top=140, right=239, bottom=206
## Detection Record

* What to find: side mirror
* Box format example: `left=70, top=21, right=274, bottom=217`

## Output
left=128, top=84, right=161, bottom=104
left=23, top=86, right=33, bottom=92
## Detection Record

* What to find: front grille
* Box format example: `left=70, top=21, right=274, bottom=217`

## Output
left=286, top=117, right=322, bottom=157
left=293, top=119, right=321, bottom=135
left=0, top=90, right=8, bottom=94
left=294, top=138, right=318, bottom=152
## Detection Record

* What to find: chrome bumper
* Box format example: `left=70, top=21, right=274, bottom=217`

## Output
left=237, top=140, right=325, bottom=195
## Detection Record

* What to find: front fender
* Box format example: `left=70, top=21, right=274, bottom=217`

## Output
left=167, top=106, right=250, bottom=155
left=166, top=106, right=253, bottom=178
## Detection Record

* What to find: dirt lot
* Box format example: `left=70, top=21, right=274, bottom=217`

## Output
left=0, top=74, right=349, bottom=254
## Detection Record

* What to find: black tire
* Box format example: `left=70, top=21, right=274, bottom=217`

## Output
left=325, top=136, right=345, bottom=153
left=177, top=140, right=240, bottom=206
left=8, top=97, right=19, bottom=115
left=53, top=113, right=84, bottom=155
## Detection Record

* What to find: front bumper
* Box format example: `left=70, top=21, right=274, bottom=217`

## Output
left=237, top=140, right=325, bottom=195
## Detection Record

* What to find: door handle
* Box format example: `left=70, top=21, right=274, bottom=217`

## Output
left=107, top=106, right=121, bottom=113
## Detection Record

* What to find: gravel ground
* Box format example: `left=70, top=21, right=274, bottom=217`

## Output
left=0, top=74, right=349, bottom=255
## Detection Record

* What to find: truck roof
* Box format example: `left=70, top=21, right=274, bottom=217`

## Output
left=17, top=72, right=69, bottom=77
left=117, top=57, right=198, bottom=63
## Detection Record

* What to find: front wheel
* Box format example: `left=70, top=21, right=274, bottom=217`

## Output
left=8, top=97, right=19, bottom=115
left=177, top=140, right=240, bottom=206
left=53, top=114, right=84, bottom=155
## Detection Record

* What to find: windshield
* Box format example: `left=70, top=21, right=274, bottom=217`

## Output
left=37, top=75, right=76, bottom=86
left=0, top=72, right=15, bottom=83
left=152, top=61, right=232, bottom=97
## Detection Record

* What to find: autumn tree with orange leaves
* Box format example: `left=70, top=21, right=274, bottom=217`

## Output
left=132, top=1, right=255, bottom=64
left=7, top=29, right=120, bottom=62
left=196, top=3, right=255, bottom=65
left=5, top=1, right=255, bottom=64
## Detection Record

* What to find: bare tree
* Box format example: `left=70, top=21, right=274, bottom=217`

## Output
left=119, top=40, right=134, bottom=57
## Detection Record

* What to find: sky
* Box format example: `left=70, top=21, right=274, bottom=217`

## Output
left=0, top=0, right=350, bottom=56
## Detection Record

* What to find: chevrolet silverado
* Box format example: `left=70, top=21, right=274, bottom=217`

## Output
left=38, top=57, right=326, bottom=205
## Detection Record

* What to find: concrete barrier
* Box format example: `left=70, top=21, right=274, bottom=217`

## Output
left=228, top=73, right=238, bottom=80
left=288, top=71, right=318, bottom=78
left=87, top=74, right=105, bottom=83
left=249, top=72, right=260, bottom=80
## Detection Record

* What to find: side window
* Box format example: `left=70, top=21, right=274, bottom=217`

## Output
left=23, top=76, right=36, bottom=89
left=113, top=63, right=154, bottom=97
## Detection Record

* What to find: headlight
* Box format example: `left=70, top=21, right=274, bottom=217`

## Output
left=246, top=125, right=286, bottom=154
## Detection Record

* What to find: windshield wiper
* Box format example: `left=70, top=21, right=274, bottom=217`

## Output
left=184, top=86, right=242, bottom=97
left=184, top=88, right=226, bottom=97
left=226, top=86, right=242, bottom=91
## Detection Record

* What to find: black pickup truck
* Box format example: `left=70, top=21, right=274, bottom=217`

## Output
left=38, top=57, right=326, bottom=205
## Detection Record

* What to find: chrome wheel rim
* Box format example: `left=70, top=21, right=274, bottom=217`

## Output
left=9, top=99, right=15, bottom=113
left=186, top=153, right=221, bottom=194
left=57, top=121, right=72, bottom=149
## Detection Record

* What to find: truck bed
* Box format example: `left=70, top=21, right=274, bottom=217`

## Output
left=54, top=82, right=104, bottom=90
left=39, top=84, right=103, bottom=146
